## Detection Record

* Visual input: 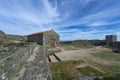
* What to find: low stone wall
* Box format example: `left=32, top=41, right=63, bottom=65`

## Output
left=0, top=43, right=36, bottom=80
left=20, top=47, right=52, bottom=80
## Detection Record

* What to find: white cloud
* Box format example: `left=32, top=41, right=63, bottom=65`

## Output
left=86, top=21, right=120, bottom=27
left=0, top=0, right=60, bottom=34
left=0, top=0, right=120, bottom=40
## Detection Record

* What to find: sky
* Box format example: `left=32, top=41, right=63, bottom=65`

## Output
left=0, top=0, right=120, bottom=41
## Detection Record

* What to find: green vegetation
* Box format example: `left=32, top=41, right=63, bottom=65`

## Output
left=49, top=60, right=84, bottom=80
left=91, top=51, right=120, bottom=61
left=49, top=60, right=120, bottom=80
left=49, top=43, right=120, bottom=80
left=77, top=66, right=104, bottom=76
left=92, top=62, right=120, bottom=74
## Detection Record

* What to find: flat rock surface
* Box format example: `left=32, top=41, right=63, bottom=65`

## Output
left=12, top=46, right=52, bottom=80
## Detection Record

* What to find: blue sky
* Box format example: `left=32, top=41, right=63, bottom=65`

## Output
left=0, top=0, right=120, bottom=41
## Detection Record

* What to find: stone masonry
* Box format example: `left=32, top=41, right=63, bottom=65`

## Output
left=27, top=30, right=60, bottom=48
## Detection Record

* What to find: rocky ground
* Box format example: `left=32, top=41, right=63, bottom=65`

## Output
left=0, top=30, right=52, bottom=80
left=12, top=45, right=52, bottom=80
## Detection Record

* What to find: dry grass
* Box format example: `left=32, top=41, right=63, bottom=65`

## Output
left=60, top=43, right=93, bottom=50
left=49, top=45, right=120, bottom=80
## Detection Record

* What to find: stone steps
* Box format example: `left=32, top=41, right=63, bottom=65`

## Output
left=49, top=55, right=59, bottom=62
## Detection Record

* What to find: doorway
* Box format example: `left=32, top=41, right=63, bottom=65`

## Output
left=50, top=39, right=55, bottom=47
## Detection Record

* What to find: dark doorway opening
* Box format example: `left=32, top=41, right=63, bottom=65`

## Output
left=50, top=39, right=55, bottom=47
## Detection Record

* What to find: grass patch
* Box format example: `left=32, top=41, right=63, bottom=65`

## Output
left=78, top=65, right=120, bottom=80
left=92, top=62, right=120, bottom=73
left=49, top=60, right=120, bottom=80
left=49, top=46, right=120, bottom=80
left=91, top=51, right=120, bottom=61
left=49, top=60, right=84, bottom=80
left=77, top=66, right=104, bottom=76
left=87, top=62, right=120, bottom=80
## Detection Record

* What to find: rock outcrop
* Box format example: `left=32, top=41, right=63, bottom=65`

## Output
left=0, top=30, right=7, bottom=43
left=20, top=47, right=52, bottom=80
left=0, top=30, right=27, bottom=44
left=7, top=34, right=27, bottom=42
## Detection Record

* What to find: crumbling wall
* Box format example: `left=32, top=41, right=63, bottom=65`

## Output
left=0, top=43, right=36, bottom=80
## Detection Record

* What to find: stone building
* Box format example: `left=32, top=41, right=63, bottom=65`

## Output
left=106, top=35, right=117, bottom=43
left=27, top=30, right=60, bottom=48
left=105, top=35, right=117, bottom=47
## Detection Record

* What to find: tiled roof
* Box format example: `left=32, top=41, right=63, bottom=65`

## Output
left=28, top=30, right=52, bottom=36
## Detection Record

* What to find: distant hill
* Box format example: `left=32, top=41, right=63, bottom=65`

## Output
left=7, top=34, right=27, bottom=41
left=0, top=30, right=27, bottom=43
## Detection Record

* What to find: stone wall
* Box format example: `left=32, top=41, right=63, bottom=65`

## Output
left=61, top=40, right=106, bottom=46
left=86, top=40, right=106, bottom=46
left=0, top=43, right=36, bottom=80
left=106, top=35, right=117, bottom=43
left=43, top=30, right=59, bottom=48
left=27, top=34, right=43, bottom=45
left=27, top=30, right=60, bottom=48
left=20, top=47, right=52, bottom=80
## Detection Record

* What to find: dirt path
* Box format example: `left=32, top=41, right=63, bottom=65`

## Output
left=56, top=47, right=116, bottom=64
left=12, top=45, right=40, bottom=80
left=55, top=48, right=94, bottom=62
